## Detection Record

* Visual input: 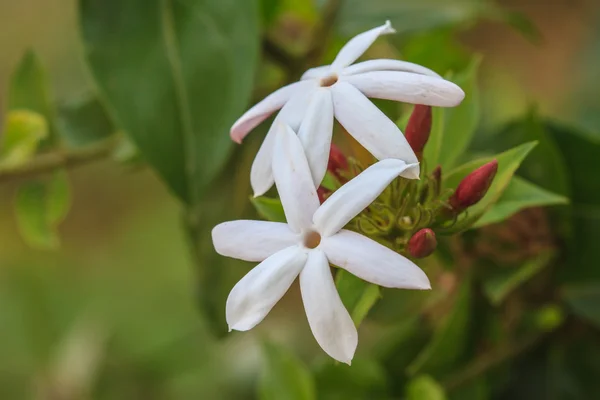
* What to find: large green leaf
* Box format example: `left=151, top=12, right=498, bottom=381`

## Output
left=474, top=176, right=568, bottom=228
left=425, top=57, right=481, bottom=170
left=444, top=142, right=537, bottom=221
left=57, top=94, right=116, bottom=147
left=80, top=0, right=260, bottom=204
left=251, top=196, right=286, bottom=223
left=8, top=50, right=56, bottom=144
left=258, top=341, right=316, bottom=400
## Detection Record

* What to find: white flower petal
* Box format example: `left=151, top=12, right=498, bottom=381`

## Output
left=250, top=85, right=316, bottom=197
left=297, top=88, right=334, bottom=186
left=313, top=159, right=418, bottom=236
left=331, top=81, right=418, bottom=164
left=330, top=20, right=395, bottom=71
left=301, top=65, right=331, bottom=80
left=226, top=246, right=307, bottom=331
left=300, top=249, right=357, bottom=364
left=342, top=59, right=441, bottom=78
left=230, top=81, right=310, bottom=143
left=321, top=230, right=431, bottom=289
left=212, top=220, right=298, bottom=262
left=273, top=124, right=321, bottom=232
left=343, top=71, right=465, bottom=107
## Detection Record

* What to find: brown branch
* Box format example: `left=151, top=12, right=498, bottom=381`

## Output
left=0, top=137, right=119, bottom=183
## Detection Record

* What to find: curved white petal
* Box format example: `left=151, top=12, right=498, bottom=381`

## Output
left=298, top=88, right=334, bottom=187
left=301, top=65, right=331, bottom=80
left=273, top=124, right=321, bottom=232
left=314, top=159, right=418, bottom=236
left=212, top=220, right=298, bottom=262
left=342, top=59, right=441, bottom=78
left=321, top=230, right=431, bottom=289
left=300, top=250, right=357, bottom=364
left=331, top=81, right=418, bottom=164
left=330, top=20, right=396, bottom=71
left=250, top=85, right=316, bottom=197
left=343, top=71, right=465, bottom=107
left=230, top=80, right=310, bottom=143
left=226, top=246, right=307, bottom=331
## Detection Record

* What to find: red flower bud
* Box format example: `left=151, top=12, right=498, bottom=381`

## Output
left=405, top=105, right=432, bottom=158
left=327, top=143, right=348, bottom=180
left=408, top=228, right=437, bottom=258
left=317, top=186, right=329, bottom=204
left=431, top=165, right=442, bottom=197
left=449, top=160, right=498, bottom=212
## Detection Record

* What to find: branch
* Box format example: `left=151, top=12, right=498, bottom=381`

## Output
left=0, top=137, right=118, bottom=183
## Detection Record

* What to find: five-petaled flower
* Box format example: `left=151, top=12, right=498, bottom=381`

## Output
left=230, top=20, right=465, bottom=197
left=212, top=123, right=431, bottom=364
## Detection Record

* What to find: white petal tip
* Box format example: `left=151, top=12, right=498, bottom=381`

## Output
left=401, top=163, right=421, bottom=180
left=383, top=20, right=396, bottom=34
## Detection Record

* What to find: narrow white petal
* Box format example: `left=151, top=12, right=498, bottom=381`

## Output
left=331, top=81, right=418, bottom=164
left=342, top=59, right=441, bottom=78
left=343, top=71, right=465, bottom=107
left=226, top=246, right=307, bottom=331
left=212, top=220, right=298, bottom=262
left=250, top=85, right=316, bottom=197
left=314, top=159, right=418, bottom=236
left=321, top=230, right=431, bottom=289
left=300, top=250, right=357, bottom=364
left=331, top=20, right=396, bottom=71
left=273, top=124, right=321, bottom=232
left=230, top=81, right=309, bottom=143
left=298, top=88, right=334, bottom=186
left=301, top=65, right=331, bottom=80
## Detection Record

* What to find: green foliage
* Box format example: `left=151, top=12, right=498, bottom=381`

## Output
left=483, top=251, right=555, bottom=306
left=314, top=358, right=388, bottom=400
left=80, top=0, right=260, bottom=204
left=406, top=375, right=447, bottom=400
left=14, top=170, right=71, bottom=250
left=444, top=142, right=538, bottom=223
left=408, top=279, right=472, bottom=376
left=8, top=50, right=56, bottom=144
left=57, top=94, right=115, bottom=147
left=1, top=110, right=48, bottom=166
left=563, top=285, right=600, bottom=329
left=251, top=196, right=287, bottom=223
left=259, top=341, right=316, bottom=400
left=335, top=270, right=380, bottom=326
left=475, top=176, right=568, bottom=228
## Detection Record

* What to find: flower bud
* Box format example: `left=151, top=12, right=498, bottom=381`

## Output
left=408, top=228, right=437, bottom=258
left=449, top=160, right=498, bottom=212
left=328, top=143, right=348, bottom=180
left=431, top=165, right=442, bottom=197
left=405, top=105, right=432, bottom=157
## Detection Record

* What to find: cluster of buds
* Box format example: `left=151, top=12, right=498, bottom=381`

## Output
left=318, top=105, right=498, bottom=259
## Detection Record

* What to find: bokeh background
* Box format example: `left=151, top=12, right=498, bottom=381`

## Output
left=1, top=0, right=600, bottom=399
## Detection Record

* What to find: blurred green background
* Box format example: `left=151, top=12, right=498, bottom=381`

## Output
left=1, top=0, right=600, bottom=399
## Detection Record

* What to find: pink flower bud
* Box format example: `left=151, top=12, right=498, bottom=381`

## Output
left=327, top=143, right=348, bottom=180
left=408, top=228, right=437, bottom=258
left=405, top=105, right=432, bottom=158
left=449, top=160, right=498, bottom=212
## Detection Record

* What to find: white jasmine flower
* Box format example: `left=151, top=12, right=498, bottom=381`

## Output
left=230, top=20, right=465, bottom=197
left=212, top=123, right=431, bottom=364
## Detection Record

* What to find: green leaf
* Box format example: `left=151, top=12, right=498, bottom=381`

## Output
left=8, top=50, right=56, bottom=144
left=475, top=176, right=568, bottom=227
left=407, top=279, right=471, bottom=375
left=80, top=0, right=260, bottom=204
left=314, top=358, right=388, bottom=400
left=336, top=270, right=380, bottom=326
left=1, top=111, right=48, bottom=167
left=563, top=284, right=600, bottom=329
left=444, top=142, right=538, bottom=221
left=14, top=171, right=71, bottom=250
left=57, top=94, right=115, bottom=147
left=251, top=196, right=286, bottom=223
left=421, top=58, right=481, bottom=171
left=430, top=57, right=482, bottom=170
left=406, top=375, right=447, bottom=400
left=258, top=340, right=316, bottom=400
left=483, top=251, right=555, bottom=306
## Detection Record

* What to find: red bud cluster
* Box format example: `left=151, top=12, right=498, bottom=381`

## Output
left=408, top=228, right=437, bottom=258
left=449, top=160, right=498, bottom=212
left=318, top=144, right=349, bottom=203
